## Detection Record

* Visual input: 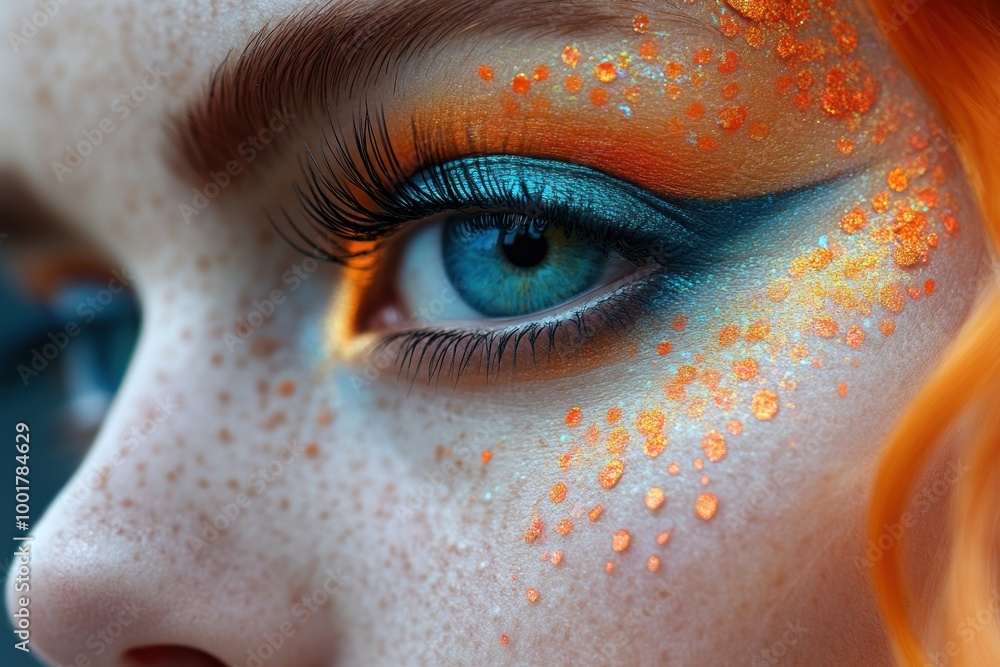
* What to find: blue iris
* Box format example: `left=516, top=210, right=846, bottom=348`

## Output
left=442, top=218, right=606, bottom=318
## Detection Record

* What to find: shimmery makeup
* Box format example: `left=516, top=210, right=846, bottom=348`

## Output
left=695, top=493, right=719, bottom=520
left=612, top=529, right=631, bottom=552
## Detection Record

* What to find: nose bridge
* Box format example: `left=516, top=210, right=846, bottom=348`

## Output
left=6, top=312, right=350, bottom=666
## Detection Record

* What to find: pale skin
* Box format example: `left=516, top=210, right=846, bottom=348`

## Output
left=0, top=0, right=993, bottom=665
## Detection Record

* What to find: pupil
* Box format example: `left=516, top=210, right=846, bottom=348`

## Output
left=501, top=229, right=548, bottom=268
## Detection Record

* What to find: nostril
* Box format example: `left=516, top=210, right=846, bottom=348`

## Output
left=122, top=646, right=228, bottom=667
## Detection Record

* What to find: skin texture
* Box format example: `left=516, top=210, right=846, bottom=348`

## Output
left=0, top=0, right=993, bottom=665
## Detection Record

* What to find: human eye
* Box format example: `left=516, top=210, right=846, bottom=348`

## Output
left=282, top=116, right=809, bottom=384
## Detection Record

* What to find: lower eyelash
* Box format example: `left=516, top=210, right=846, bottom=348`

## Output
left=368, top=270, right=671, bottom=386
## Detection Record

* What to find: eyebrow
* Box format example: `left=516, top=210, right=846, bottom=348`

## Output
left=171, top=0, right=706, bottom=182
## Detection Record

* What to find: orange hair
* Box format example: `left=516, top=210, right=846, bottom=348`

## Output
left=867, top=0, right=1000, bottom=664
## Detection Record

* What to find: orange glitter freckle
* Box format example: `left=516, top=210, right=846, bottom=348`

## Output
left=647, top=555, right=661, bottom=572
left=633, top=14, right=649, bottom=33
left=880, top=317, right=897, bottom=336
left=584, top=424, right=601, bottom=446
left=837, top=382, right=848, bottom=398
left=512, top=73, right=531, bottom=94
left=478, top=65, right=494, bottom=82
left=500, top=634, right=509, bottom=645
left=612, top=529, right=631, bottom=552
left=607, top=407, right=622, bottom=424
left=814, top=317, right=838, bottom=338
left=656, top=531, right=671, bottom=545
left=748, top=122, right=769, bottom=141
left=698, top=136, right=718, bottom=152
left=589, top=87, right=609, bottom=106
left=524, top=514, right=543, bottom=543
left=550, top=481, right=567, bottom=504
left=565, top=74, right=584, bottom=94
left=594, top=62, right=617, bottom=83
left=565, top=406, right=582, bottom=427
left=733, top=358, right=759, bottom=381
left=686, top=102, right=705, bottom=119
left=838, top=139, right=855, bottom=155
left=791, top=343, right=809, bottom=361
left=701, top=430, right=727, bottom=462
left=777, top=34, right=798, bottom=58
left=639, top=38, right=659, bottom=60
left=846, top=324, right=865, bottom=349
left=873, top=192, right=891, bottom=213
left=745, top=320, right=771, bottom=342
left=556, top=519, right=573, bottom=535
left=645, top=487, right=666, bottom=510
left=719, top=324, right=740, bottom=347
left=657, top=340, right=672, bottom=355
left=589, top=504, right=603, bottom=522
left=277, top=379, right=295, bottom=396
left=943, top=215, right=960, bottom=233
left=694, top=458, right=704, bottom=471
left=672, top=315, right=689, bottom=331
left=879, top=283, right=906, bottom=314
left=644, top=434, right=668, bottom=458
left=727, top=419, right=744, bottom=435
left=599, top=460, right=625, bottom=488
left=605, top=427, right=629, bottom=456
left=888, top=167, right=909, bottom=192
left=925, top=279, right=937, bottom=295
left=794, top=91, right=812, bottom=110
left=751, top=389, right=779, bottom=421
left=664, top=84, right=683, bottom=101
left=693, top=47, right=713, bottom=64
left=720, top=14, right=741, bottom=38
left=551, top=551, right=563, bottom=565
left=718, top=51, right=740, bottom=74
left=533, top=64, right=550, bottom=81
left=664, top=61, right=684, bottom=80
left=526, top=588, right=539, bottom=603
left=636, top=410, right=665, bottom=436
left=605, top=562, right=614, bottom=574
left=481, top=450, right=492, bottom=464
left=667, top=462, right=681, bottom=475
left=695, top=492, right=719, bottom=520
left=722, top=82, right=741, bottom=99
left=304, top=443, right=320, bottom=459
left=562, top=46, right=580, bottom=68
left=744, top=23, right=765, bottom=47
left=718, top=105, right=747, bottom=131
left=841, top=208, right=867, bottom=234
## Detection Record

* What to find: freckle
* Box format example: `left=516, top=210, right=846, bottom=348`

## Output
left=550, top=482, right=568, bottom=504
left=751, top=389, right=779, bottom=421
left=720, top=14, right=741, bottom=37
left=880, top=317, right=897, bottom=335
left=526, top=588, right=539, bottom=603
left=305, top=443, right=320, bottom=459
left=636, top=410, right=665, bottom=436
left=838, top=382, right=848, bottom=398
left=646, top=487, right=665, bottom=510
left=719, top=324, right=740, bottom=347
left=879, top=283, right=906, bottom=314
left=500, top=634, right=509, bottom=645
left=264, top=411, right=287, bottom=430
left=657, top=340, right=672, bottom=355
left=647, top=555, right=661, bottom=572
left=873, top=192, right=891, bottom=213
left=888, top=167, right=908, bottom=192
left=122, top=497, right=134, bottom=507
left=727, top=419, right=744, bottom=435
left=925, top=279, right=936, bottom=295
left=533, top=64, right=549, bottom=82
left=218, top=428, right=232, bottom=444
left=279, top=498, right=290, bottom=511
left=794, top=91, right=811, bottom=110
left=811, top=357, right=824, bottom=369
left=664, top=83, right=683, bottom=101
left=722, top=82, right=741, bottom=99
left=606, top=562, right=615, bottom=574
left=702, top=430, right=726, bottom=462
left=512, top=73, right=531, bottom=94
left=643, top=433, right=667, bottom=458
left=698, top=136, right=718, bottom=152
left=276, top=379, right=295, bottom=397
left=481, top=450, right=492, bottom=464
left=589, top=504, right=603, bottom=522
left=565, top=407, right=582, bottom=427
left=693, top=47, right=713, bottom=64
left=667, top=462, right=680, bottom=475
left=594, top=62, right=617, bottom=83
left=733, top=358, right=758, bottom=381
left=218, top=391, right=230, bottom=405
left=589, top=87, right=609, bottom=106
left=694, top=458, right=704, bottom=471
left=607, top=407, right=622, bottom=424
left=686, top=102, right=705, bottom=119
left=524, top=514, right=543, bottom=543
left=748, top=122, right=769, bottom=141
left=664, top=61, right=684, bottom=79
left=943, top=215, right=960, bottom=233
left=562, top=45, right=580, bottom=68
left=478, top=65, right=493, bottom=82
left=841, top=208, right=866, bottom=234
left=317, top=409, right=334, bottom=427
left=565, top=74, right=583, bottom=94
left=656, top=531, right=670, bottom=546
left=838, top=139, right=855, bottom=155
left=718, top=105, right=746, bottom=131
left=745, top=320, right=770, bottom=342
left=695, top=492, right=719, bottom=520
left=606, top=427, right=629, bottom=455
left=639, top=38, right=658, bottom=60
left=718, top=51, right=740, bottom=74
left=846, top=324, right=865, bottom=349
left=551, top=551, right=563, bottom=565
left=556, top=519, right=574, bottom=535
left=599, top=460, right=624, bottom=488
left=814, top=317, right=838, bottom=338
left=612, top=530, right=631, bottom=552
left=928, top=233, right=939, bottom=248
left=584, top=424, right=601, bottom=446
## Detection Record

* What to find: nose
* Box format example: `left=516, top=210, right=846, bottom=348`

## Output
left=4, top=331, right=343, bottom=667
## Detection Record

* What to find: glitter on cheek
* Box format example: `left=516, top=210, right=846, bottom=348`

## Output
left=512, top=73, right=531, bottom=94
left=647, top=555, right=661, bottom=572
left=667, top=462, right=680, bottom=475
left=701, top=430, right=727, bottom=462
left=524, top=514, right=543, bottom=543
left=481, top=450, right=492, bottom=464
left=594, top=62, right=618, bottom=83
left=533, top=64, right=550, bottom=82
left=589, top=504, right=603, bottom=522
left=695, top=493, right=719, bottom=520
left=561, top=45, right=580, bottom=68
left=551, top=551, right=563, bottom=565
left=500, top=634, right=509, bottom=645
left=633, top=14, right=649, bottom=33
left=727, top=419, right=744, bottom=435
left=607, top=406, right=622, bottom=424
left=526, top=588, right=539, bottom=603
left=478, top=65, right=494, bottom=82
left=656, top=531, right=670, bottom=545
left=612, top=529, right=631, bottom=552
left=751, top=389, right=779, bottom=421
left=565, top=407, right=582, bottom=427
left=550, top=481, right=567, bottom=504
left=599, top=460, right=625, bottom=488
left=645, top=487, right=665, bottom=510
left=556, top=519, right=574, bottom=535
left=589, top=87, right=609, bottom=106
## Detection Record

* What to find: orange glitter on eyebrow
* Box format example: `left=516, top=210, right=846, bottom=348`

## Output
left=500, top=634, right=509, bottom=645
left=733, top=358, right=758, bottom=381
left=718, top=106, right=747, bottom=131
left=565, top=406, right=582, bottom=427
left=556, top=519, right=574, bottom=535
left=888, top=167, right=909, bottom=192
left=481, top=450, right=492, bottom=463
left=550, top=482, right=567, bottom=504
left=605, top=427, right=629, bottom=456
left=594, top=62, right=617, bottom=83
left=633, top=14, right=650, bottom=33
left=533, top=64, right=550, bottom=81
left=526, top=588, right=539, bottom=603
left=846, top=325, right=865, bottom=349
left=695, top=492, right=719, bottom=520
left=478, top=65, right=494, bottom=82
left=693, top=47, right=713, bottom=64
left=639, top=38, right=659, bottom=60
left=607, top=407, right=622, bottom=424
left=612, top=529, right=631, bottom=552
left=589, top=504, right=603, bottom=522
left=719, top=324, right=740, bottom=347
left=667, top=461, right=681, bottom=475
left=599, top=460, right=625, bottom=488
left=645, top=487, right=666, bottom=510
left=589, top=87, right=609, bottom=106
left=644, top=434, right=667, bottom=458
left=727, top=419, right=744, bottom=435
left=524, top=514, right=543, bottom=543
left=841, top=208, right=867, bottom=234
left=701, top=430, right=727, bottom=463
left=751, top=389, right=779, bottom=421
left=718, top=51, right=740, bottom=74
left=551, top=551, right=563, bottom=565
left=656, top=531, right=671, bottom=545
left=647, top=555, right=661, bottom=572
left=512, top=73, right=531, bottom=94
left=562, top=46, right=580, bottom=68
left=837, top=382, right=848, bottom=398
